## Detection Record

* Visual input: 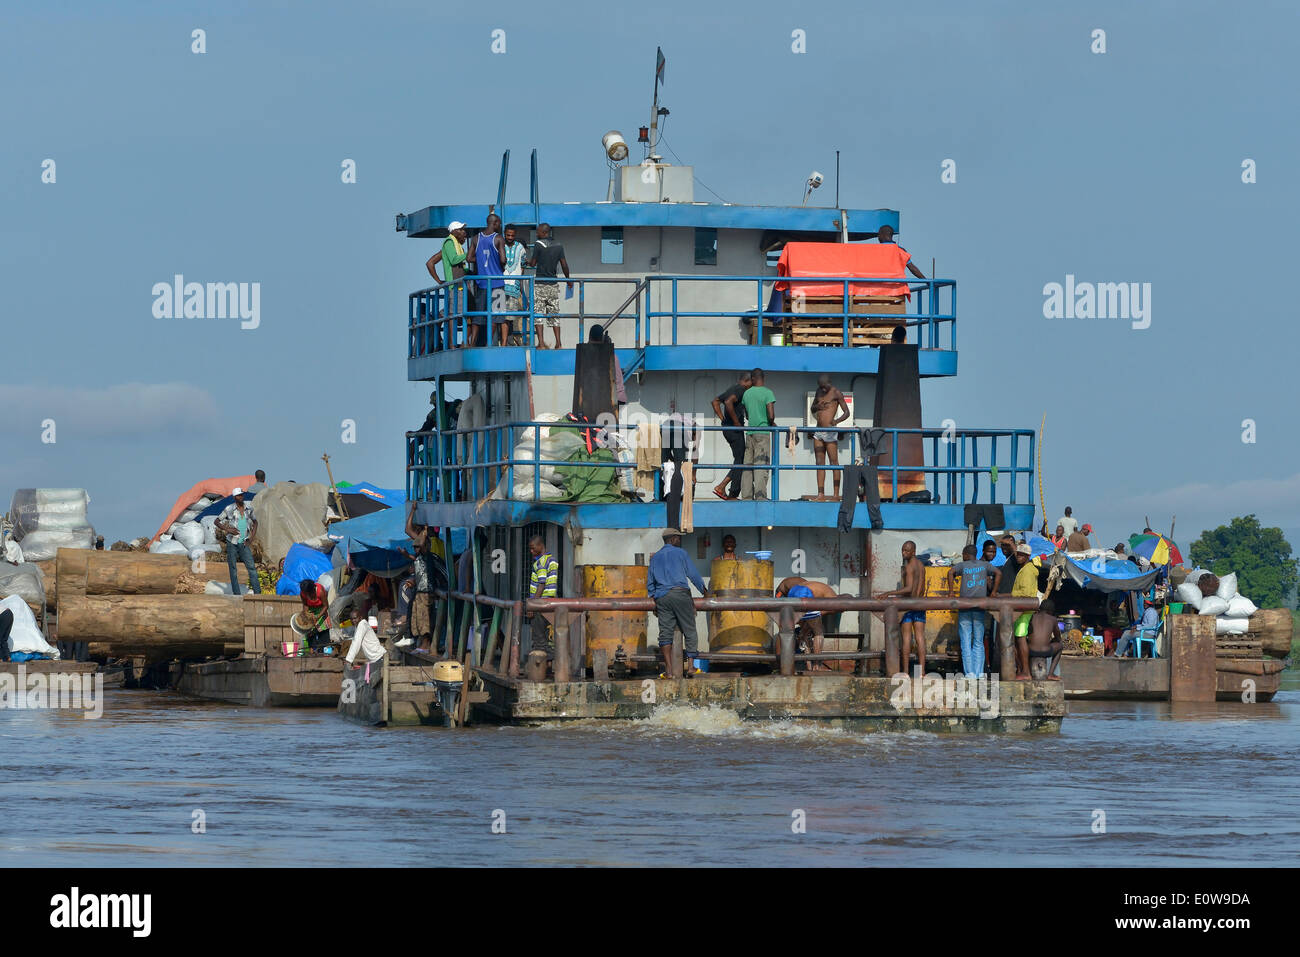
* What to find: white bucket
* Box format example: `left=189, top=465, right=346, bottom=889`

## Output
left=771, top=333, right=785, bottom=346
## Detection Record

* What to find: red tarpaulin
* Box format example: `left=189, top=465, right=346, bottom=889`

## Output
left=775, top=242, right=912, bottom=299
left=152, top=475, right=255, bottom=543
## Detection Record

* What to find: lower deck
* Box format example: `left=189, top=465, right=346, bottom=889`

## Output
left=174, top=655, right=343, bottom=707
left=474, top=670, right=1065, bottom=732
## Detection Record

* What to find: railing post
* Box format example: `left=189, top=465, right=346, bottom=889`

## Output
left=671, top=279, right=679, bottom=345
left=998, top=602, right=1018, bottom=680
left=554, top=607, right=571, bottom=682
left=505, top=600, right=522, bottom=676
left=884, top=604, right=901, bottom=676
left=843, top=279, right=850, bottom=347
left=770, top=426, right=780, bottom=501
left=778, top=604, right=796, bottom=676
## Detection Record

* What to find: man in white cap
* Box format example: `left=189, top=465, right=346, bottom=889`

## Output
left=216, top=488, right=261, bottom=595
left=425, top=222, right=470, bottom=346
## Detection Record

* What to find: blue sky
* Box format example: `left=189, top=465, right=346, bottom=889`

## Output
left=3, top=0, right=1297, bottom=559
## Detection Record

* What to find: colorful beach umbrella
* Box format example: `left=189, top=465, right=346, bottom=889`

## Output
left=1128, top=533, right=1183, bottom=566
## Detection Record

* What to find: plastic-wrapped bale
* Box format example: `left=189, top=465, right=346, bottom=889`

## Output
left=16, top=527, right=95, bottom=562
left=1197, top=596, right=1229, bottom=617
left=149, top=539, right=190, bottom=556
left=200, top=515, right=220, bottom=544
left=173, top=521, right=205, bottom=550
left=8, top=488, right=90, bottom=538
left=1215, top=617, right=1249, bottom=636
left=0, top=563, right=46, bottom=611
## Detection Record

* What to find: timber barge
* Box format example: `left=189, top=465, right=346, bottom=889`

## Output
left=381, top=68, right=1069, bottom=730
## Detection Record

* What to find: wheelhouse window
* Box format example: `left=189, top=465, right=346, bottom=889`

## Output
left=694, top=227, right=718, bottom=266
left=601, top=226, right=624, bottom=264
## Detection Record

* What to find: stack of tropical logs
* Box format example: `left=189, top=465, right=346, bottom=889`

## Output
left=54, top=548, right=246, bottom=660
left=1244, top=608, right=1293, bottom=660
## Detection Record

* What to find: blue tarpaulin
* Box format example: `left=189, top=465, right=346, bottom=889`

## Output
left=1063, top=555, right=1160, bottom=593
left=275, top=543, right=335, bottom=595
left=328, top=508, right=468, bottom=573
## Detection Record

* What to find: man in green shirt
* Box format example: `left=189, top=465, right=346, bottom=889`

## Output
left=739, top=367, right=776, bottom=500
left=425, top=222, right=469, bottom=347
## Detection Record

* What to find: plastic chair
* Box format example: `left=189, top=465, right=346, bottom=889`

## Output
left=1134, top=619, right=1163, bottom=659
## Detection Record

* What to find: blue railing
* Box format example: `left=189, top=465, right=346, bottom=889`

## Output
left=405, top=422, right=1032, bottom=510
left=408, top=274, right=955, bottom=356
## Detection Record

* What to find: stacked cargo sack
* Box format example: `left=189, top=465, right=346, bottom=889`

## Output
left=7, top=489, right=94, bottom=561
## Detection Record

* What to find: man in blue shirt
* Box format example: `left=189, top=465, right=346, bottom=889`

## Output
left=647, top=529, right=709, bottom=676
left=1114, top=601, right=1162, bottom=658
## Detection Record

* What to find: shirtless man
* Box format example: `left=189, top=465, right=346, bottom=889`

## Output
left=1018, top=598, right=1063, bottom=680
left=880, top=540, right=927, bottom=675
left=810, top=375, right=851, bottom=499
left=774, top=576, right=839, bottom=671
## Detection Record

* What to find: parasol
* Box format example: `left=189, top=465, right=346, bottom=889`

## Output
left=1128, top=533, right=1183, bottom=567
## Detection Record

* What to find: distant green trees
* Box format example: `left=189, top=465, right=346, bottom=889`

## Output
left=1188, top=515, right=1297, bottom=609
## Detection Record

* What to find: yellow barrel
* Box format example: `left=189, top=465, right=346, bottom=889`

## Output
left=580, top=565, right=649, bottom=669
left=922, top=565, right=959, bottom=656
left=709, top=559, right=774, bottom=654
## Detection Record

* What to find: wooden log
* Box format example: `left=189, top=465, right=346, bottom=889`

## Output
left=1215, top=657, right=1286, bottom=677
left=55, top=548, right=228, bottom=603
left=35, top=560, right=56, bottom=609
left=1246, top=608, right=1293, bottom=658
left=58, top=594, right=244, bottom=656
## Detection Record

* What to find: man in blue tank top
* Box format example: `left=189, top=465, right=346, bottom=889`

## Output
left=467, top=212, right=505, bottom=347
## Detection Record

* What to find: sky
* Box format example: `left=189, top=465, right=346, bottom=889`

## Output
left=2, top=0, right=1297, bottom=557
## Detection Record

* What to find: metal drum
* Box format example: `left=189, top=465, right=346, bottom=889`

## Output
left=709, top=559, right=774, bottom=654
left=922, top=566, right=959, bottom=656
left=580, top=565, right=649, bottom=670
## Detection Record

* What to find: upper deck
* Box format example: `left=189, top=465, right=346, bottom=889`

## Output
left=399, top=201, right=958, bottom=382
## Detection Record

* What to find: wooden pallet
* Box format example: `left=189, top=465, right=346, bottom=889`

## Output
left=786, top=318, right=905, bottom=346
left=1214, top=637, right=1263, bottom=659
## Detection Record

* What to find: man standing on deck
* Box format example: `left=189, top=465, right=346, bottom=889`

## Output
left=950, top=544, right=1000, bottom=678
left=528, top=536, right=559, bottom=658
left=811, top=374, right=851, bottom=500
left=425, top=222, right=469, bottom=349
left=466, top=213, right=506, bottom=348
left=711, top=371, right=752, bottom=500
left=648, top=529, right=709, bottom=677
left=247, top=470, right=268, bottom=495
left=1057, top=507, right=1078, bottom=539
left=501, top=223, right=528, bottom=345
left=1011, top=543, right=1042, bottom=678
left=880, top=540, right=927, bottom=675
left=526, top=223, right=571, bottom=349
left=216, top=488, right=261, bottom=595
left=740, top=368, right=776, bottom=500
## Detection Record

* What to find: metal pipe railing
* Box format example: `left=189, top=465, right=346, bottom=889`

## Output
left=407, top=273, right=957, bottom=355
left=404, top=422, right=1036, bottom=507
left=526, top=595, right=1039, bottom=680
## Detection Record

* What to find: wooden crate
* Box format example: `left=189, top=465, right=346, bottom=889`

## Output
left=786, top=319, right=906, bottom=346
left=243, top=595, right=302, bottom=655
left=1214, top=637, right=1263, bottom=659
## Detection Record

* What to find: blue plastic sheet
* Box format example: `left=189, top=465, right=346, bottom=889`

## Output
left=275, top=543, right=335, bottom=595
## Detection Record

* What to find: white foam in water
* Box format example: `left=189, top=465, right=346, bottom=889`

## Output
left=637, top=704, right=857, bottom=743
